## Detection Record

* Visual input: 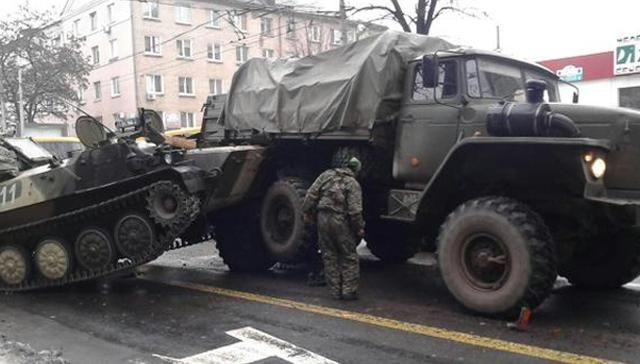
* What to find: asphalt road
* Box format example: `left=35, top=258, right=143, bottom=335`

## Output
left=1, top=241, right=639, bottom=364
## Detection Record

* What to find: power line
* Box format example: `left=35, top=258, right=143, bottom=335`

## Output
left=89, top=21, right=292, bottom=95
left=89, top=3, right=271, bottom=72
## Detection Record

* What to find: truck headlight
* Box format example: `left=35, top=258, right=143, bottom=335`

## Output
left=590, top=158, right=606, bottom=179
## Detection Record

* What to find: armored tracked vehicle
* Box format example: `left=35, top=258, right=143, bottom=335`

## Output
left=199, top=31, right=640, bottom=316
left=0, top=109, right=264, bottom=291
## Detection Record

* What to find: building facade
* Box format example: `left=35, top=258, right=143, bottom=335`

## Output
left=539, top=34, right=640, bottom=110
left=57, top=0, right=371, bottom=131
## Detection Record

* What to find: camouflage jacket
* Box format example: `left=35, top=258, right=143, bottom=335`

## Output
left=0, top=144, right=18, bottom=181
left=303, top=168, right=364, bottom=232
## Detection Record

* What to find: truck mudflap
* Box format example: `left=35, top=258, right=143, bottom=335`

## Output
left=182, top=146, right=265, bottom=212
left=399, top=137, right=612, bottom=224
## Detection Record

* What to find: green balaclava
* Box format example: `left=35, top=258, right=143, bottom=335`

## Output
left=347, top=157, right=362, bottom=174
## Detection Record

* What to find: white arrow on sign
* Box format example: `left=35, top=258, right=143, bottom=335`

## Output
left=154, top=326, right=339, bottom=364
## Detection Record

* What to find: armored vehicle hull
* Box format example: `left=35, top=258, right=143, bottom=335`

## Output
left=0, top=111, right=265, bottom=292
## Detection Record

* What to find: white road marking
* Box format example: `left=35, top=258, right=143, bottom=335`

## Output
left=153, top=326, right=339, bottom=364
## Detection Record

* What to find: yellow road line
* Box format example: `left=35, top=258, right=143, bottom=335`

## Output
left=152, top=279, right=620, bottom=364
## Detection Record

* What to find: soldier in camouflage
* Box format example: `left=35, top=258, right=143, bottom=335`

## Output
left=303, top=157, right=365, bottom=300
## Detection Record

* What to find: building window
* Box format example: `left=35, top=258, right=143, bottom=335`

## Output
left=144, top=35, right=161, bottom=55
left=178, top=77, right=194, bottom=95
left=91, top=46, right=100, bottom=65
left=107, top=3, right=114, bottom=24
left=143, top=0, right=159, bottom=19
left=232, top=13, right=247, bottom=32
left=347, top=30, right=356, bottom=43
left=73, top=19, right=80, bottom=36
left=208, top=10, right=221, bottom=28
left=309, top=25, right=320, bottom=43
left=145, top=74, right=164, bottom=95
left=332, top=29, right=343, bottom=45
left=176, top=39, right=192, bottom=58
left=236, top=45, right=248, bottom=64
left=175, top=4, right=192, bottom=24
left=78, top=87, right=85, bottom=104
left=209, top=79, right=222, bottom=95
left=111, top=77, right=120, bottom=97
left=619, top=86, right=640, bottom=110
left=260, top=17, right=273, bottom=35
left=109, top=39, right=118, bottom=60
left=286, top=17, right=296, bottom=37
left=94, top=81, right=102, bottom=100
left=207, top=42, right=222, bottom=62
left=262, top=48, right=274, bottom=59
left=89, top=12, right=97, bottom=31
left=180, top=112, right=195, bottom=128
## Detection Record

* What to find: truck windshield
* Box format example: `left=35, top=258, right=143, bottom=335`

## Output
left=466, top=57, right=559, bottom=102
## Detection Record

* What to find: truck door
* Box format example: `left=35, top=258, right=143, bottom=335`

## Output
left=393, top=60, right=461, bottom=183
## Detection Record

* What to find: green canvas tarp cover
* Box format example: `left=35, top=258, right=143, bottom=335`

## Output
left=223, top=30, right=454, bottom=134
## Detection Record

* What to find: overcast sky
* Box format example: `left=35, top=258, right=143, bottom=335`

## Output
left=4, top=0, right=640, bottom=62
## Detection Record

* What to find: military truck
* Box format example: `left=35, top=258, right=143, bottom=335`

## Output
left=199, top=30, right=640, bottom=316
left=0, top=109, right=264, bottom=292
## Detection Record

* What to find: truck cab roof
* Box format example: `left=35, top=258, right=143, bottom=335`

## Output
left=415, top=48, right=558, bottom=80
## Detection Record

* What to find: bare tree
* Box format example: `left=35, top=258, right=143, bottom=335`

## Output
left=0, top=6, right=91, bottom=125
left=352, top=0, right=487, bottom=35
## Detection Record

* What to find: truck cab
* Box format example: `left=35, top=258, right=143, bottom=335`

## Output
left=395, top=49, right=563, bottom=183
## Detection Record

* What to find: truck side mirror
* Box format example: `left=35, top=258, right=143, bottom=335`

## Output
left=572, top=91, right=579, bottom=104
left=422, top=56, right=438, bottom=88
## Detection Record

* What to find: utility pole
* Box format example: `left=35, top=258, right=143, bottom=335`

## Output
left=18, top=68, right=24, bottom=137
left=339, top=0, right=348, bottom=45
left=495, top=25, right=501, bottom=52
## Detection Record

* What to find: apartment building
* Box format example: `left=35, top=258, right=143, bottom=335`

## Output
left=57, top=0, right=374, bottom=131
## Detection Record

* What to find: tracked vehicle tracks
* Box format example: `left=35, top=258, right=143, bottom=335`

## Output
left=0, top=181, right=202, bottom=292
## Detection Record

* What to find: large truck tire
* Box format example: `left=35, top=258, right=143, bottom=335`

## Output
left=260, top=177, right=316, bottom=262
left=215, top=205, right=275, bottom=272
left=365, top=220, right=421, bottom=263
left=437, top=196, right=557, bottom=317
left=563, top=230, right=640, bottom=289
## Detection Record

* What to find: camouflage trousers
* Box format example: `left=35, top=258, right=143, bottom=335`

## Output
left=317, top=211, right=359, bottom=298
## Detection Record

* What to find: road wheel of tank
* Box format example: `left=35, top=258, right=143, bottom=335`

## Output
left=75, top=228, right=116, bottom=271
left=260, top=177, right=315, bottom=262
left=0, top=245, right=31, bottom=286
left=147, top=183, right=189, bottom=228
left=216, top=205, right=275, bottom=272
left=437, top=196, right=557, bottom=317
left=114, top=213, right=155, bottom=258
left=563, top=230, right=640, bottom=289
left=34, top=238, right=73, bottom=281
left=365, top=219, right=421, bottom=263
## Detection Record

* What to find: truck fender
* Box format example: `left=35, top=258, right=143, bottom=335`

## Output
left=413, top=136, right=611, bottom=229
left=169, top=165, right=207, bottom=194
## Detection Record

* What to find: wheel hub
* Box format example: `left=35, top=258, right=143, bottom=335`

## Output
left=35, top=240, right=70, bottom=281
left=0, top=248, right=28, bottom=285
left=75, top=229, right=114, bottom=270
left=115, top=214, right=154, bottom=258
left=269, top=198, right=294, bottom=244
left=462, top=234, right=510, bottom=290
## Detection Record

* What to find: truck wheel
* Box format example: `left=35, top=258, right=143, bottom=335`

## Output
left=365, top=220, right=421, bottom=263
left=216, top=205, right=275, bottom=272
left=437, top=196, right=557, bottom=317
left=563, top=230, right=640, bottom=289
left=260, top=177, right=315, bottom=262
